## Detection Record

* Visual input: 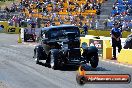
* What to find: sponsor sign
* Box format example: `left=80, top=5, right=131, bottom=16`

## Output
left=89, top=39, right=103, bottom=56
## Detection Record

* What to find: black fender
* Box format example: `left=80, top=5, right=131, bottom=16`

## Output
left=82, top=46, right=98, bottom=61
left=82, top=46, right=98, bottom=55
left=34, top=45, right=47, bottom=60
left=87, top=46, right=98, bottom=54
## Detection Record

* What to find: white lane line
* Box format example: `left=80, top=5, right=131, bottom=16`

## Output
left=100, top=59, right=132, bottom=68
left=24, top=42, right=38, bottom=45
left=27, top=44, right=36, bottom=47
left=10, top=45, right=27, bottom=47
left=10, top=44, right=35, bottom=48
left=22, top=42, right=38, bottom=47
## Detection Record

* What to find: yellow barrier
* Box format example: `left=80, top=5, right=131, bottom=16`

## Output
left=0, top=21, right=9, bottom=32
left=103, top=40, right=112, bottom=59
left=80, top=37, right=90, bottom=46
left=6, top=26, right=21, bottom=34
left=80, top=29, right=131, bottom=38
left=88, top=30, right=110, bottom=37
left=117, top=49, right=132, bottom=64
left=122, top=31, right=131, bottom=38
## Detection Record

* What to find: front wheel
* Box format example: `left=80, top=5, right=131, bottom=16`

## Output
left=35, top=50, right=41, bottom=64
left=50, top=50, right=59, bottom=70
left=90, top=53, right=99, bottom=68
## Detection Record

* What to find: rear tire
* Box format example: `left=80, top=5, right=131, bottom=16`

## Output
left=90, top=53, right=99, bottom=68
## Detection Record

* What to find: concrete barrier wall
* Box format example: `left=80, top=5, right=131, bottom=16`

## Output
left=0, top=21, right=9, bottom=32
left=6, top=26, right=21, bottom=34
left=0, top=21, right=21, bottom=34
left=103, top=40, right=112, bottom=59
left=80, top=29, right=131, bottom=38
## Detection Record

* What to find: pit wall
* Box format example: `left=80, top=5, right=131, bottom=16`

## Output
left=80, top=29, right=131, bottom=38
left=117, top=49, right=132, bottom=64
left=0, top=21, right=21, bottom=34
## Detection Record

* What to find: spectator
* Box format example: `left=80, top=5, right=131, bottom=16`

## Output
left=12, top=15, right=18, bottom=27
left=8, top=19, right=13, bottom=26
left=79, top=20, right=83, bottom=28
left=122, top=21, right=127, bottom=30
left=51, top=12, right=57, bottom=21
left=95, top=20, right=99, bottom=29
left=83, top=23, right=89, bottom=35
left=78, top=14, right=84, bottom=20
left=103, top=19, right=108, bottom=29
left=69, top=15, right=74, bottom=24
left=5, top=6, right=10, bottom=13
left=30, top=21, right=36, bottom=33
left=18, top=16, right=22, bottom=27
left=96, top=9, right=101, bottom=19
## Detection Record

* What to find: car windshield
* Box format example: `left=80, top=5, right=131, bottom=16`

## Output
left=49, top=27, right=80, bottom=39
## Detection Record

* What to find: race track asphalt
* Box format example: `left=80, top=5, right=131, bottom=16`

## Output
left=0, top=33, right=131, bottom=88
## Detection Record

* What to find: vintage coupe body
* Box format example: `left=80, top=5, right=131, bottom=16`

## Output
left=33, top=25, right=99, bottom=69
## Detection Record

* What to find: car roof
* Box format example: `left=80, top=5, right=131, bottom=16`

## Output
left=41, top=25, right=78, bottom=32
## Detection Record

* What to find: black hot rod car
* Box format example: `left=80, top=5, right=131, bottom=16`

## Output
left=33, top=25, right=99, bottom=69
